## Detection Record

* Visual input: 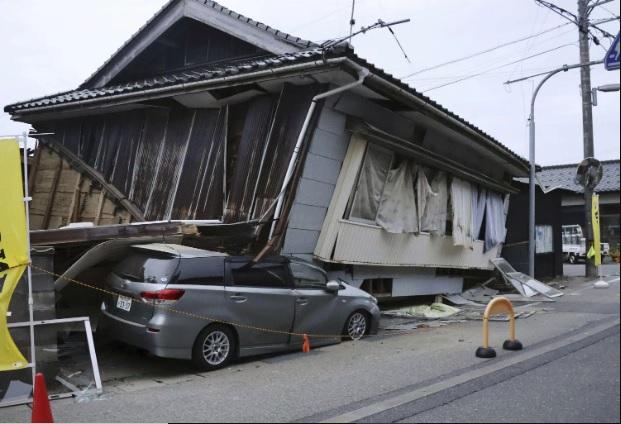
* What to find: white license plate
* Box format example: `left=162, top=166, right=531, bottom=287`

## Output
left=116, top=295, right=132, bottom=312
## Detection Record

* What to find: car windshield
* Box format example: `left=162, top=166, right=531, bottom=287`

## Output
left=113, top=251, right=179, bottom=283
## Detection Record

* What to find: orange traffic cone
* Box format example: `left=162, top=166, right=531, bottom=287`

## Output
left=302, top=334, right=311, bottom=353
left=31, top=373, right=53, bottom=423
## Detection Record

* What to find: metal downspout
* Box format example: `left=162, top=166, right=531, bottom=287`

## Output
left=267, top=66, right=370, bottom=241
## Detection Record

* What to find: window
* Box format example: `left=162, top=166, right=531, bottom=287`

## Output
left=177, top=257, right=225, bottom=285
left=113, top=252, right=179, bottom=283
left=360, top=278, right=392, bottom=297
left=348, top=144, right=393, bottom=222
left=227, top=260, right=290, bottom=288
left=290, top=262, right=327, bottom=289
left=536, top=225, right=554, bottom=254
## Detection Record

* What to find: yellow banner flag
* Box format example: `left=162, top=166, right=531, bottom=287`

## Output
left=592, top=194, right=601, bottom=267
left=0, top=139, right=29, bottom=371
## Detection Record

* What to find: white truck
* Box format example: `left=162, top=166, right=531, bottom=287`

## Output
left=562, top=224, right=610, bottom=264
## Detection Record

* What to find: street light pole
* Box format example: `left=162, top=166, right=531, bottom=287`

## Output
left=528, top=67, right=569, bottom=277
left=509, top=60, right=604, bottom=277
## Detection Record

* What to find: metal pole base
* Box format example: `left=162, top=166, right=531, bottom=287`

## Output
left=475, top=346, right=496, bottom=358
left=503, top=339, right=523, bottom=351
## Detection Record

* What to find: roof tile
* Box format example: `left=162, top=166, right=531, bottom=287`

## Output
left=537, top=160, right=620, bottom=193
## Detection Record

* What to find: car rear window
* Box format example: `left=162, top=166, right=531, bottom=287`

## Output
left=113, top=251, right=179, bottom=284
left=177, top=257, right=225, bottom=285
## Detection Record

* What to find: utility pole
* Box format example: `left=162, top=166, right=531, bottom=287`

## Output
left=577, top=0, right=597, bottom=278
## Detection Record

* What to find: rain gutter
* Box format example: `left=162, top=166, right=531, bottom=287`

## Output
left=8, top=58, right=350, bottom=119
left=267, top=64, right=370, bottom=240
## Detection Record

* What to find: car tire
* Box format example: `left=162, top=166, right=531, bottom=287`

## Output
left=343, top=311, right=369, bottom=341
left=192, top=325, right=237, bottom=371
left=569, top=254, right=576, bottom=264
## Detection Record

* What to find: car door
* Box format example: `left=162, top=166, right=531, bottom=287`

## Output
left=290, top=261, right=343, bottom=346
left=224, top=258, right=295, bottom=349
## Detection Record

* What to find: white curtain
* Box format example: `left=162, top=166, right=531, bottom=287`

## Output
left=451, top=178, right=475, bottom=247
left=350, top=145, right=392, bottom=221
left=421, top=171, right=448, bottom=235
left=471, top=187, right=487, bottom=242
left=416, top=168, right=437, bottom=232
left=485, top=191, right=509, bottom=251
left=376, top=160, right=418, bottom=233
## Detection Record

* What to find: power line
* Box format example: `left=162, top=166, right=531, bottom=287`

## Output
left=400, top=22, right=571, bottom=80
left=422, top=43, right=576, bottom=93
left=534, top=0, right=614, bottom=43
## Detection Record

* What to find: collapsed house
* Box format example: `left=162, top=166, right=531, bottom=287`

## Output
left=4, top=0, right=530, bottom=299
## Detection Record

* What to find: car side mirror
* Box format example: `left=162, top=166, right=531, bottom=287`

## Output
left=325, top=281, right=340, bottom=293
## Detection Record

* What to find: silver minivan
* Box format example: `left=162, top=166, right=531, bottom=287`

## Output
left=99, top=243, right=380, bottom=370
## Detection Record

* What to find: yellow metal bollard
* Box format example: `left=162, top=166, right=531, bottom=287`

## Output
left=475, top=296, right=523, bottom=358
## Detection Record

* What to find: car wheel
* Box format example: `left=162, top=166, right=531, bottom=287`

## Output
left=569, top=254, right=576, bottom=264
left=192, top=325, right=236, bottom=371
left=344, top=311, right=368, bottom=341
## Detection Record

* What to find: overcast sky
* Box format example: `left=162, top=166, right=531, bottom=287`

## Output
left=1, top=0, right=619, bottom=165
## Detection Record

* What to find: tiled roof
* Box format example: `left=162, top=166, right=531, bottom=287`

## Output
left=3, top=1, right=529, bottom=171
left=4, top=48, right=330, bottom=112
left=537, top=160, right=620, bottom=193
left=4, top=46, right=529, bottom=169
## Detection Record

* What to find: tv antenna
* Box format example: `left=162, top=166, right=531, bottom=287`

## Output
left=349, top=0, right=356, bottom=38
left=323, top=17, right=411, bottom=62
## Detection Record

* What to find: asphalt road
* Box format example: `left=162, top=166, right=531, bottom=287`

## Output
left=1, top=276, right=619, bottom=423
left=563, top=263, right=620, bottom=277
left=394, top=332, right=620, bottom=423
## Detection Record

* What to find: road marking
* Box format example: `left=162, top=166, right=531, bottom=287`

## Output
left=321, top=318, right=620, bottom=423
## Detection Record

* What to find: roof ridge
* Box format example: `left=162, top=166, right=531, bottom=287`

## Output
left=542, top=159, right=620, bottom=169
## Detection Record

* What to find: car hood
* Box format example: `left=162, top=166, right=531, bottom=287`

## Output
left=339, top=282, right=376, bottom=301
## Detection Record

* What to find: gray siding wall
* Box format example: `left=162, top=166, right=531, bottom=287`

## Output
left=281, top=101, right=349, bottom=262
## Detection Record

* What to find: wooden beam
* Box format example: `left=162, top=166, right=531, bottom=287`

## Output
left=40, top=140, right=146, bottom=221
left=42, top=158, right=63, bottom=229
left=94, top=191, right=106, bottom=226
left=66, top=172, right=82, bottom=224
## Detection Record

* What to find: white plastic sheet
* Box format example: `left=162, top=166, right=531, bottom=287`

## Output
left=416, top=168, right=437, bottom=232
left=485, top=191, right=508, bottom=251
left=376, top=160, right=418, bottom=233
left=451, top=178, right=474, bottom=247
left=421, top=171, right=448, bottom=235
left=350, top=145, right=392, bottom=221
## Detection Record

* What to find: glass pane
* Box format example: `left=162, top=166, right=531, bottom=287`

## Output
left=536, top=225, right=554, bottom=253
left=112, top=251, right=179, bottom=283
left=349, top=144, right=393, bottom=221
left=290, top=263, right=326, bottom=289
left=229, top=262, right=289, bottom=288
left=177, top=257, right=225, bottom=285
left=1, top=321, right=100, bottom=407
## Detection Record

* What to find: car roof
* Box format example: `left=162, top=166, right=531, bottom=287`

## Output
left=130, top=243, right=228, bottom=259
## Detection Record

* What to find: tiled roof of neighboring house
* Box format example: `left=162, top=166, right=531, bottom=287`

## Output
left=4, top=45, right=528, bottom=169
left=536, top=160, right=620, bottom=193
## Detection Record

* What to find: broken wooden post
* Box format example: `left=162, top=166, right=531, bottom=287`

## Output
left=475, top=296, right=523, bottom=358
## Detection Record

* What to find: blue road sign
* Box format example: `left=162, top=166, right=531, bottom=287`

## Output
left=604, top=32, right=620, bottom=71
